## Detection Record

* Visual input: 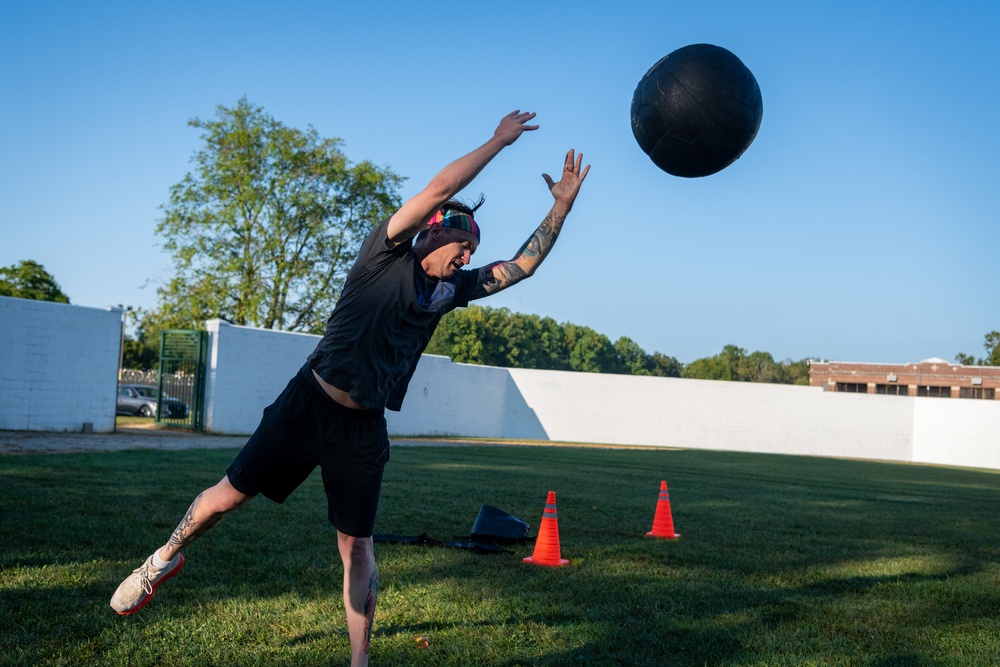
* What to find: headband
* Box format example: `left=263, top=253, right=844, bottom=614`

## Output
left=429, top=209, right=481, bottom=242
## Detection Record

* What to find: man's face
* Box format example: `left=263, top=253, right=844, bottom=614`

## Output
left=418, top=226, right=479, bottom=279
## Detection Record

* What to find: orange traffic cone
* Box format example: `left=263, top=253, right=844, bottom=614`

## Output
left=646, top=480, right=680, bottom=539
left=523, top=491, right=570, bottom=566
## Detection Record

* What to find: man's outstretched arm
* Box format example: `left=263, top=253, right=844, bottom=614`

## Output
left=474, top=149, right=590, bottom=298
left=385, top=110, right=538, bottom=246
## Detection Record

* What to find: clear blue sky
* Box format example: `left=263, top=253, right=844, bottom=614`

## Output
left=2, top=1, right=997, bottom=365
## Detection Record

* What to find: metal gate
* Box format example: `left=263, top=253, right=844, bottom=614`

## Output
left=157, top=330, right=208, bottom=430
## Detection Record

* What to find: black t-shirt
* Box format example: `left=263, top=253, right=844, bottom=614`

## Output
left=307, top=217, right=482, bottom=411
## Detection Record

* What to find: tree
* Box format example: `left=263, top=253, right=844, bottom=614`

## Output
left=648, top=352, right=683, bottom=378
left=152, top=98, right=403, bottom=333
left=681, top=344, right=811, bottom=384
left=988, top=332, right=1000, bottom=366
left=682, top=355, right=734, bottom=381
left=957, top=331, right=1000, bottom=366
left=0, top=260, right=70, bottom=303
left=430, top=306, right=633, bottom=374
left=684, top=345, right=742, bottom=381
left=429, top=313, right=812, bottom=385
left=778, top=358, right=812, bottom=385
left=426, top=304, right=498, bottom=365
left=564, top=324, right=618, bottom=373
left=614, top=336, right=649, bottom=375
left=121, top=308, right=161, bottom=370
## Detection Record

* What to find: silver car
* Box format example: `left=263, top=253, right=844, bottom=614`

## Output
left=116, top=384, right=189, bottom=418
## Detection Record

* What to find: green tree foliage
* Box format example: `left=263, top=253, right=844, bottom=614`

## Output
left=0, top=260, right=70, bottom=303
left=614, top=336, right=651, bottom=375
left=121, top=308, right=161, bottom=370
left=957, top=331, right=1000, bottom=366
left=682, top=344, right=812, bottom=385
left=649, top=352, right=684, bottom=378
left=151, top=98, right=403, bottom=333
left=682, top=354, right=734, bottom=381
left=780, top=358, right=812, bottom=385
left=564, top=323, right=618, bottom=373
left=427, top=305, right=683, bottom=376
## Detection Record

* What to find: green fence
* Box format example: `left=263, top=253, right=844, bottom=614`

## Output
left=156, top=330, right=208, bottom=430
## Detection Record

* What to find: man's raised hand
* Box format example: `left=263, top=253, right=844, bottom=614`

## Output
left=494, top=110, right=539, bottom=146
left=542, top=149, right=590, bottom=209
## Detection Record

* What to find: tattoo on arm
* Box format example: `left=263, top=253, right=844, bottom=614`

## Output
left=471, top=212, right=562, bottom=298
left=473, top=260, right=527, bottom=298
left=518, top=212, right=559, bottom=261
left=363, top=572, right=379, bottom=654
left=166, top=492, right=224, bottom=551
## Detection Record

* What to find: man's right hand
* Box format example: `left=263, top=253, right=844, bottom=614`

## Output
left=387, top=109, right=540, bottom=246
left=493, top=110, right=539, bottom=146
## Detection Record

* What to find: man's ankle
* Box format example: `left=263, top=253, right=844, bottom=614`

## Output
left=152, top=548, right=174, bottom=569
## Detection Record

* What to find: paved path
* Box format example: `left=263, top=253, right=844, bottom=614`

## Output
left=0, top=425, right=635, bottom=455
left=0, top=425, right=250, bottom=455
left=0, top=426, right=559, bottom=455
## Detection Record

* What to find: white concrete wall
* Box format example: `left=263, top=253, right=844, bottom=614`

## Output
left=0, top=296, right=121, bottom=432
left=202, top=319, right=320, bottom=435
left=501, top=369, right=916, bottom=463
left=386, top=356, right=549, bottom=440
left=201, top=322, right=1000, bottom=471
left=912, top=397, right=1000, bottom=470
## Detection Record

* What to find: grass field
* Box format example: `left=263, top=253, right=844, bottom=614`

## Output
left=2, top=443, right=999, bottom=666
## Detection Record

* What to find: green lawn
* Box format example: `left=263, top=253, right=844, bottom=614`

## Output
left=2, top=444, right=999, bottom=666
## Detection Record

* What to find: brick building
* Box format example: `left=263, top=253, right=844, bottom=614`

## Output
left=809, top=358, right=1000, bottom=400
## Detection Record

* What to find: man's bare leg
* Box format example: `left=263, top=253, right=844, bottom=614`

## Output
left=338, top=531, right=378, bottom=667
left=111, top=475, right=253, bottom=614
left=158, top=475, right=253, bottom=561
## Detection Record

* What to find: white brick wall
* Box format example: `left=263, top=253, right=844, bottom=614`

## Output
left=192, top=322, right=1000, bottom=471
left=912, top=397, right=1000, bottom=470
left=0, top=296, right=121, bottom=432
left=1, top=301, right=994, bottom=470
left=499, top=369, right=916, bottom=462
left=202, top=319, right=320, bottom=434
left=386, top=356, right=537, bottom=439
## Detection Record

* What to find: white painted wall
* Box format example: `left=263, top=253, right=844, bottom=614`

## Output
left=201, top=322, right=1000, bottom=471
left=4, top=305, right=992, bottom=470
left=387, top=356, right=547, bottom=440
left=502, top=369, right=916, bottom=463
left=202, top=319, right=319, bottom=435
left=912, top=397, right=1000, bottom=470
left=0, top=296, right=121, bottom=432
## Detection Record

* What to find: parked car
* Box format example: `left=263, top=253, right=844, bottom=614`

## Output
left=117, top=384, right=189, bottom=419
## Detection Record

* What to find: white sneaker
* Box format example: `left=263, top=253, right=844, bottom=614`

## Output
left=110, top=553, right=185, bottom=615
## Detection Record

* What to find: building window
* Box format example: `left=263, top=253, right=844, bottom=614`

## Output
left=917, top=386, right=952, bottom=398
left=836, top=382, right=868, bottom=393
left=876, top=384, right=908, bottom=396
left=960, top=387, right=996, bottom=400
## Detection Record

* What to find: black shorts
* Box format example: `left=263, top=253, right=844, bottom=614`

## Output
left=227, top=365, right=390, bottom=537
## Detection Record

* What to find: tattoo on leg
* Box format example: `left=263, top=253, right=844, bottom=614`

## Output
left=362, top=572, right=378, bottom=655
left=166, top=492, right=224, bottom=551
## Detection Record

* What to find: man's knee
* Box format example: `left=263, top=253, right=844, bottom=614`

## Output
left=203, top=476, right=253, bottom=514
left=338, top=533, right=375, bottom=570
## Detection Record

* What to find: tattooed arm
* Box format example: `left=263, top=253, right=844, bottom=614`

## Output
left=386, top=111, right=539, bottom=247
left=473, top=149, right=590, bottom=298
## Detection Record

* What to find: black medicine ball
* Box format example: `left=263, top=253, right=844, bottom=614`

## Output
left=630, top=44, right=763, bottom=178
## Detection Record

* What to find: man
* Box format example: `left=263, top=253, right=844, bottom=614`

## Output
left=110, top=110, right=589, bottom=666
